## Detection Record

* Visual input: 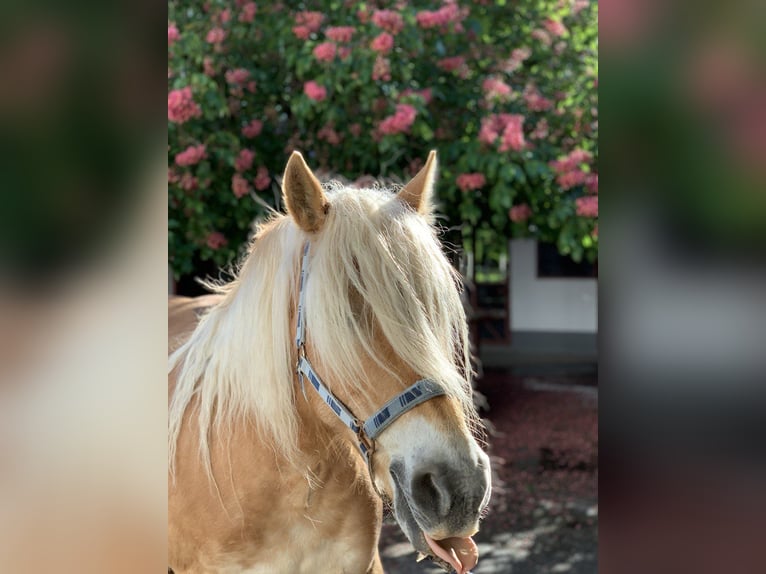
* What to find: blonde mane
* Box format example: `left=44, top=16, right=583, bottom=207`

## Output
left=169, top=184, right=476, bottom=477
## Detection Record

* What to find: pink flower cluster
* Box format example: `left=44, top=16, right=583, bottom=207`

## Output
left=438, top=56, right=465, bottom=72
left=293, top=11, right=323, bottom=39
left=531, top=28, right=552, bottom=47
left=550, top=149, right=593, bottom=190
left=232, top=174, right=250, bottom=198
left=479, top=113, right=526, bottom=152
left=242, top=119, right=263, bottom=138
left=371, top=10, right=404, bottom=34
left=175, top=144, right=207, bottom=167
left=575, top=195, right=598, bottom=217
left=168, top=24, right=180, bottom=46
left=523, top=84, right=553, bottom=111
left=318, top=124, right=342, bottom=146
left=550, top=148, right=593, bottom=173
left=207, top=231, right=228, bottom=250
left=203, top=57, right=216, bottom=76
left=400, top=88, right=433, bottom=105
left=371, top=32, right=394, bottom=54
left=304, top=81, right=327, bottom=101
left=168, top=87, right=202, bottom=124
left=573, top=0, right=590, bottom=15
left=253, top=166, right=270, bottom=191
left=225, top=68, right=250, bottom=85
left=378, top=104, right=417, bottom=135
left=235, top=149, right=255, bottom=172
left=372, top=56, right=391, bottom=81
left=456, top=173, right=487, bottom=192
left=313, top=42, right=336, bottom=62
left=326, top=26, right=355, bottom=43
left=416, top=1, right=467, bottom=31
left=509, top=203, right=532, bottom=223
left=531, top=118, right=549, bottom=139
left=206, top=27, right=226, bottom=44
left=483, top=77, right=513, bottom=103
left=586, top=173, right=598, bottom=194
left=544, top=18, right=567, bottom=37
left=239, top=2, right=257, bottom=23
left=501, top=47, right=531, bottom=73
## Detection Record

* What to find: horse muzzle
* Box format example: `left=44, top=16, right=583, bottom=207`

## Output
left=389, top=452, right=491, bottom=573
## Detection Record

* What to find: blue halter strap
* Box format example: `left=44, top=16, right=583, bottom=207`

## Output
left=295, top=241, right=446, bottom=463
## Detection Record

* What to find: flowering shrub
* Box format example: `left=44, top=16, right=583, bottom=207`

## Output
left=169, top=0, right=598, bottom=278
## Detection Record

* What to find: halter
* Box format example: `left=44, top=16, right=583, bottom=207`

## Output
left=295, top=241, right=446, bottom=477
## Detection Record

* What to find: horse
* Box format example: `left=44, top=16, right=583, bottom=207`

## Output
left=168, top=150, right=491, bottom=573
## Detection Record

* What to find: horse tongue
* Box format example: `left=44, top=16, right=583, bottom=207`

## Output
left=423, top=534, right=478, bottom=574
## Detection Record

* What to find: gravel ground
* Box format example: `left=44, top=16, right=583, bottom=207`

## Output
left=379, top=368, right=598, bottom=574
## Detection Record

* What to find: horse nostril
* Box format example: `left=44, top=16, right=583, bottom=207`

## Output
left=411, top=468, right=452, bottom=517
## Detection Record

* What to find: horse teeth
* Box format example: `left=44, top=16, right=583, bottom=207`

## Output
left=416, top=552, right=427, bottom=562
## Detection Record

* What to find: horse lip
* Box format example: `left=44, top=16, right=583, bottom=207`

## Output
left=390, top=468, right=453, bottom=572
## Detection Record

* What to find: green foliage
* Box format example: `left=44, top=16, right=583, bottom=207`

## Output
left=168, top=0, right=598, bottom=278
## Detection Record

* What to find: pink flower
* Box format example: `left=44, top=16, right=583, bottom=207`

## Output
left=531, top=28, right=552, bottom=46
left=242, top=119, right=263, bottom=138
left=295, top=11, right=324, bottom=32
left=313, top=42, right=336, bottom=62
left=168, top=167, right=179, bottom=183
left=253, top=166, right=271, bottom=191
left=203, top=57, right=216, bottom=76
left=416, top=2, right=466, bottom=30
left=304, top=81, right=327, bottom=102
left=573, top=0, right=590, bottom=15
left=180, top=173, right=198, bottom=191
left=557, top=170, right=587, bottom=189
left=531, top=118, right=549, bottom=139
left=456, top=173, right=487, bottom=192
left=174, top=144, right=207, bottom=167
left=206, top=27, right=226, bottom=44
left=372, top=56, right=391, bottom=81
left=225, top=68, right=250, bottom=85
left=326, top=26, right=355, bottom=43
left=318, top=124, right=342, bottom=146
left=220, top=9, right=231, bottom=23
left=207, top=231, right=228, bottom=250
left=438, top=56, right=466, bottom=72
left=247, top=80, right=257, bottom=93
left=550, top=149, right=593, bottom=173
left=168, top=87, right=202, bottom=124
left=292, top=25, right=311, bottom=40
left=576, top=195, right=598, bottom=217
left=483, top=77, right=513, bottom=102
left=239, top=2, right=257, bottom=23
left=235, top=149, right=255, bottom=172
left=338, top=46, right=351, bottom=60
left=371, top=32, right=394, bottom=54
left=544, top=18, right=567, bottom=37
left=168, top=24, right=180, bottom=46
left=371, top=10, right=404, bottom=34
left=400, top=88, right=433, bottom=104
left=523, top=84, right=553, bottom=111
left=479, top=114, right=526, bottom=152
left=509, top=203, right=532, bottom=223
left=586, top=173, right=598, bottom=194
left=232, top=174, right=250, bottom=198
left=349, top=123, right=362, bottom=137
left=502, top=47, right=531, bottom=73
left=378, top=104, right=417, bottom=135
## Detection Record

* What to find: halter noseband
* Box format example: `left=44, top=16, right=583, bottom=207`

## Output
left=295, top=241, right=446, bottom=472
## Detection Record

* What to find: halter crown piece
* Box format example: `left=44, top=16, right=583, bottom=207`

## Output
left=295, top=241, right=447, bottom=468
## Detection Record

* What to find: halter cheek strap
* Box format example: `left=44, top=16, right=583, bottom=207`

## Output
left=295, top=241, right=446, bottom=463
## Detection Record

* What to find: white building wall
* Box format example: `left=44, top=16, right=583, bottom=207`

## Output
left=510, top=239, right=598, bottom=333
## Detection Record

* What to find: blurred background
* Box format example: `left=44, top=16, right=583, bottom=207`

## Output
left=0, top=0, right=764, bottom=572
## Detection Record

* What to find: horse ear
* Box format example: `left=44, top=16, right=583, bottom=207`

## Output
left=398, top=150, right=437, bottom=215
left=282, top=151, right=329, bottom=233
